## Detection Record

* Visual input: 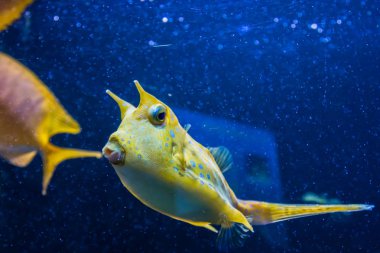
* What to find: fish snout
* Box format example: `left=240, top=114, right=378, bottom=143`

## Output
left=102, top=140, right=126, bottom=166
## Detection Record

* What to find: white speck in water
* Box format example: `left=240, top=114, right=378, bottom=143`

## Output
left=240, top=25, right=250, bottom=32
left=168, top=93, right=172, bottom=97
left=148, top=40, right=156, bottom=46
left=320, top=37, right=331, bottom=43
left=273, top=17, right=279, bottom=23
left=291, top=23, right=296, bottom=29
left=162, top=17, right=168, bottom=23
left=53, top=15, right=59, bottom=21
left=337, top=19, right=342, bottom=25
left=317, top=28, right=323, bottom=33
left=310, top=23, right=318, bottom=29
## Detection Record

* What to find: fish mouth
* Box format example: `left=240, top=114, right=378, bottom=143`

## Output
left=102, top=141, right=126, bottom=166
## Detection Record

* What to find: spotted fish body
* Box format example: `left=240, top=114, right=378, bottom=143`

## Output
left=104, top=83, right=248, bottom=231
left=103, top=81, right=373, bottom=248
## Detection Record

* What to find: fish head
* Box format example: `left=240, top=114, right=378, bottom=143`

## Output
left=103, top=80, right=184, bottom=172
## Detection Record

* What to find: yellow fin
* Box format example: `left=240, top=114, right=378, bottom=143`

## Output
left=237, top=200, right=374, bottom=225
left=106, top=89, right=135, bottom=119
left=0, top=0, right=34, bottom=31
left=0, top=148, right=37, bottom=167
left=227, top=206, right=253, bottom=232
left=184, top=220, right=218, bottom=233
left=42, top=143, right=102, bottom=195
left=38, top=107, right=81, bottom=137
left=203, top=224, right=218, bottom=233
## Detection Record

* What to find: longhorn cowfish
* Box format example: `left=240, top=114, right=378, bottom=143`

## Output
left=0, top=0, right=34, bottom=31
left=0, top=53, right=101, bottom=195
left=103, top=81, right=373, bottom=250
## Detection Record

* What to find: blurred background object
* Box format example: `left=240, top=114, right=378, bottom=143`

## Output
left=302, top=192, right=341, bottom=205
left=0, top=52, right=101, bottom=194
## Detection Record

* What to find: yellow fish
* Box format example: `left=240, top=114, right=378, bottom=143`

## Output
left=0, top=0, right=34, bottom=31
left=103, top=80, right=373, bottom=249
left=0, top=53, right=101, bottom=195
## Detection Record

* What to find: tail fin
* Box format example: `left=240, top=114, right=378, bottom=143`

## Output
left=237, top=200, right=374, bottom=225
left=42, top=143, right=102, bottom=195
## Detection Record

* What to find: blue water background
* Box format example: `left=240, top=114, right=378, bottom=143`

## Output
left=0, top=0, right=379, bottom=252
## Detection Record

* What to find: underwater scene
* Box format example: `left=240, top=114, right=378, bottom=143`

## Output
left=0, top=0, right=379, bottom=252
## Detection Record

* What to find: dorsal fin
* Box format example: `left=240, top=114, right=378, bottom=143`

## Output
left=208, top=146, right=233, bottom=173
left=184, top=124, right=191, bottom=132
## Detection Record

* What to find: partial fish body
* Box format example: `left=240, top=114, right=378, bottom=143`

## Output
left=0, top=0, right=34, bottom=31
left=0, top=53, right=101, bottom=194
left=103, top=81, right=373, bottom=249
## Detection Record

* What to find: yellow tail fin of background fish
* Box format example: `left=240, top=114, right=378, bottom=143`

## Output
left=42, top=144, right=102, bottom=195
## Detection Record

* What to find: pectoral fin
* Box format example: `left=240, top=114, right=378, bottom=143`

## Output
left=208, top=146, right=233, bottom=173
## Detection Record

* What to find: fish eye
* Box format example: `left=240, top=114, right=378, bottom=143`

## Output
left=149, top=104, right=166, bottom=125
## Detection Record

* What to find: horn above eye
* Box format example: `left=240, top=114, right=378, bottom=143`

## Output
left=149, top=104, right=166, bottom=125
left=106, top=89, right=135, bottom=120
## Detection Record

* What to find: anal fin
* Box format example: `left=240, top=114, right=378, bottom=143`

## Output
left=183, top=220, right=218, bottom=233
left=208, top=146, right=233, bottom=173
